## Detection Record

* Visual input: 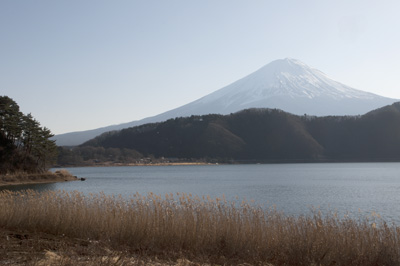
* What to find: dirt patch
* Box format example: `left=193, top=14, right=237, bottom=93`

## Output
left=0, top=228, right=223, bottom=265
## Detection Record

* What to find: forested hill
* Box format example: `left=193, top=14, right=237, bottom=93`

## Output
left=82, top=102, right=400, bottom=162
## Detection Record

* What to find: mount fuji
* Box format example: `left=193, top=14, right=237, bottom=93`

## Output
left=54, top=58, right=398, bottom=146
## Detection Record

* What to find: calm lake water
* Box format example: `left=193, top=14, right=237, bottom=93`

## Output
left=2, top=163, right=400, bottom=223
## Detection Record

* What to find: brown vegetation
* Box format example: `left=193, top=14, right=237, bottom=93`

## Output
left=0, top=227, right=208, bottom=265
left=0, top=169, right=78, bottom=186
left=0, top=190, right=399, bottom=265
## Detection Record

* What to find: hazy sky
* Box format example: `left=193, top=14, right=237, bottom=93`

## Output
left=1, top=0, right=400, bottom=134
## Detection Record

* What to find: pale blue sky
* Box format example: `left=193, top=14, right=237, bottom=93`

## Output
left=1, top=0, right=400, bottom=134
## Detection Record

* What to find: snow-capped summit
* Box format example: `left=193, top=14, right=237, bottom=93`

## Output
left=192, top=58, right=389, bottom=114
left=53, top=58, right=398, bottom=146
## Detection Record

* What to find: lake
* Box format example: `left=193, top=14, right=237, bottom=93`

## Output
left=2, top=163, right=400, bottom=223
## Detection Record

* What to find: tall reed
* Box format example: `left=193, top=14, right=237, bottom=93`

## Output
left=0, top=189, right=399, bottom=265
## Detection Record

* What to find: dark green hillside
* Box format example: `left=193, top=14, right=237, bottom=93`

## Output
left=307, top=102, right=400, bottom=160
left=356, top=102, right=400, bottom=159
left=226, top=109, right=323, bottom=160
left=83, top=109, right=325, bottom=161
left=80, top=102, right=400, bottom=162
left=85, top=114, right=246, bottom=159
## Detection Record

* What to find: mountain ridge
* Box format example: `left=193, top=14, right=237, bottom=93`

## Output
left=54, top=58, right=398, bottom=146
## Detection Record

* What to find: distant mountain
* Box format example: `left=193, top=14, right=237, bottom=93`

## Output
left=81, top=102, right=400, bottom=162
left=54, top=58, right=397, bottom=146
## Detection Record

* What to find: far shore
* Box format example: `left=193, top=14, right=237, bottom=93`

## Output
left=55, top=158, right=400, bottom=169
left=55, top=161, right=217, bottom=168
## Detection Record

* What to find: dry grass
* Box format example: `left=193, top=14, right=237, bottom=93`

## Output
left=0, top=190, right=399, bottom=265
left=0, top=227, right=213, bottom=265
left=0, top=169, right=78, bottom=186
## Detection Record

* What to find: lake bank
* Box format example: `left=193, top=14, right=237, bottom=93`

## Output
left=0, top=170, right=79, bottom=187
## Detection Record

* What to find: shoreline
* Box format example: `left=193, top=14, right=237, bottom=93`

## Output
left=0, top=179, right=78, bottom=187
left=55, top=158, right=400, bottom=168
left=55, top=161, right=215, bottom=168
left=0, top=171, right=79, bottom=187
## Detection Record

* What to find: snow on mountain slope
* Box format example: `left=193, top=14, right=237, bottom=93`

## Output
left=203, top=58, right=376, bottom=101
left=53, top=58, right=398, bottom=146
left=188, top=58, right=391, bottom=113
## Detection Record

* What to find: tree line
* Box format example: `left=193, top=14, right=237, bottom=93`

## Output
left=0, top=96, right=57, bottom=173
left=79, top=102, right=400, bottom=162
left=57, top=146, right=143, bottom=166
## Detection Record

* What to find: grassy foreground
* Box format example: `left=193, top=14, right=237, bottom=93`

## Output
left=0, top=190, right=399, bottom=265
